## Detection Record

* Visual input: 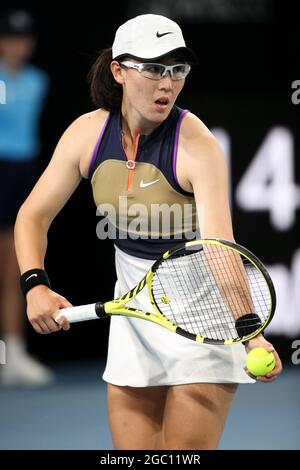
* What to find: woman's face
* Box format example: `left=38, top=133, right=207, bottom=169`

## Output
left=111, top=56, right=187, bottom=125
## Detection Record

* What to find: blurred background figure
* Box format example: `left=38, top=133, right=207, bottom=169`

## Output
left=0, top=8, right=53, bottom=386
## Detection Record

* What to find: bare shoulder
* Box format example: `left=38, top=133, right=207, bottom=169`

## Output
left=179, top=112, right=222, bottom=158
left=59, top=109, right=108, bottom=148
left=73, top=108, right=108, bottom=127
left=176, top=112, right=227, bottom=190
left=180, top=113, right=224, bottom=165
left=63, top=109, right=109, bottom=178
left=66, top=108, right=108, bottom=142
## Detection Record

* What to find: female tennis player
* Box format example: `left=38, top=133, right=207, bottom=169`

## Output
left=14, top=14, right=282, bottom=449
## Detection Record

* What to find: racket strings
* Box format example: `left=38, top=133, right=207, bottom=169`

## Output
left=152, top=244, right=271, bottom=341
left=184, top=250, right=230, bottom=340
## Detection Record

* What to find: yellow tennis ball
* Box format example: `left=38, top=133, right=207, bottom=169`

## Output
left=246, top=347, right=275, bottom=376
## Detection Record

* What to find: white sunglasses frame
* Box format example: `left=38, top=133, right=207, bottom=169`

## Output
left=119, top=61, right=191, bottom=81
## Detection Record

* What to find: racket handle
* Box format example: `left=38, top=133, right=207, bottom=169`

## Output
left=55, top=303, right=105, bottom=323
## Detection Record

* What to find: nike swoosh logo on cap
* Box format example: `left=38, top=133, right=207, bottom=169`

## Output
left=156, top=31, right=173, bottom=38
left=140, top=178, right=160, bottom=188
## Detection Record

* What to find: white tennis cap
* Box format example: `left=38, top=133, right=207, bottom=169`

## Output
left=112, top=14, right=198, bottom=64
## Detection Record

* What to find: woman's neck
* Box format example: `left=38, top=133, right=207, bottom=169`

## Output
left=121, top=102, right=160, bottom=144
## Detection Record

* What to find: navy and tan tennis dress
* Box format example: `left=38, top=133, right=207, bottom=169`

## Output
left=88, top=105, right=254, bottom=386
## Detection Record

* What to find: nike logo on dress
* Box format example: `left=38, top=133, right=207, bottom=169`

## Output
left=25, top=274, right=38, bottom=282
left=140, top=178, right=160, bottom=188
left=156, top=31, right=173, bottom=38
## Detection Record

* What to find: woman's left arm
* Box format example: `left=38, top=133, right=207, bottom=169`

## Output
left=179, top=114, right=283, bottom=382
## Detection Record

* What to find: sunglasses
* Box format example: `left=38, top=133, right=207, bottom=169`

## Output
left=120, top=61, right=191, bottom=81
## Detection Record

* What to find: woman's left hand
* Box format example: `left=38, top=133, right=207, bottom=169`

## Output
left=244, top=334, right=283, bottom=382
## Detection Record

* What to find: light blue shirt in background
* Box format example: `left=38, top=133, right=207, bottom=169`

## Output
left=0, top=61, right=49, bottom=161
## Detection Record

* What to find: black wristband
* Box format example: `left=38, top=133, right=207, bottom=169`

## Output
left=20, top=269, right=51, bottom=298
left=235, top=313, right=262, bottom=338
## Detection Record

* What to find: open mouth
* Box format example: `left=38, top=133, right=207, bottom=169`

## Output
left=154, top=97, right=169, bottom=107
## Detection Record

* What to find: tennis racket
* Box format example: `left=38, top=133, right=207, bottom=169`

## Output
left=55, top=238, right=276, bottom=345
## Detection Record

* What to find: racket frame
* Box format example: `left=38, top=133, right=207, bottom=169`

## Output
left=99, top=238, right=276, bottom=345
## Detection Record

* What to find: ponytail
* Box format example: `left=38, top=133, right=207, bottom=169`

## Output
left=87, top=47, right=122, bottom=111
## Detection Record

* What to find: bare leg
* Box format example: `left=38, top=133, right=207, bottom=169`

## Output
left=160, top=383, right=238, bottom=449
left=107, top=383, right=168, bottom=450
left=0, top=228, right=25, bottom=336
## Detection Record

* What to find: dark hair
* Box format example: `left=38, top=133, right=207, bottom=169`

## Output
left=87, top=47, right=122, bottom=112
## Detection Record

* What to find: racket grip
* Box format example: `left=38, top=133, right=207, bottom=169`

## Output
left=55, top=303, right=104, bottom=324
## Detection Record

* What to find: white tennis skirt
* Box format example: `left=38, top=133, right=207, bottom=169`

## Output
left=102, top=245, right=255, bottom=387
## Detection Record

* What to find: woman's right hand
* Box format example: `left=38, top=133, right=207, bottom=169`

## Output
left=26, top=285, right=72, bottom=334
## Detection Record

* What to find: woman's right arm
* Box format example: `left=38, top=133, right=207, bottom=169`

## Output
left=15, top=116, right=91, bottom=334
